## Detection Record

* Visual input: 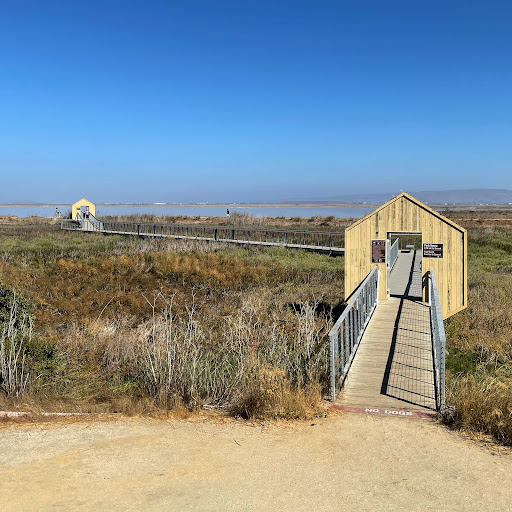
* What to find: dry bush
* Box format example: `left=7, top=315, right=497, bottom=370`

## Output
left=0, top=219, right=340, bottom=418
left=132, top=296, right=329, bottom=412
left=225, top=211, right=255, bottom=226
left=56, top=294, right=330, bottom=417
left=0, top=291, right=31, bottom=397
left=231, top=368, right=322, bottom=420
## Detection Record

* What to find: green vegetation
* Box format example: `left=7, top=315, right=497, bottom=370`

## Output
left=1, top=214, right=512, bottom=444
left=443, top=224, right=512, bottom=445
left=0, top=219, right=343, bottom=418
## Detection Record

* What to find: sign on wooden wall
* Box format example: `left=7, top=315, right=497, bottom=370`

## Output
left=371, top=239, right=386, bottom=263
left=423, top=243, right=443, bottom=258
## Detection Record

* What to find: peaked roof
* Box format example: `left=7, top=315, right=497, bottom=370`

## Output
left=346, top=192, right=466, bottom=234
left=73, top=197, right=95, bottom=204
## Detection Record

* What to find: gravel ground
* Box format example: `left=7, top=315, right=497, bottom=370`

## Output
left=1, top=412, right=511, bottom=511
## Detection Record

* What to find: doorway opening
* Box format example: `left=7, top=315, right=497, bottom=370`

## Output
left=387, top=233, right=422, bottom=299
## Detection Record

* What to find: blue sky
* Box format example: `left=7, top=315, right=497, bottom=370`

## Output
left=1, top=1, right=511, bottom=203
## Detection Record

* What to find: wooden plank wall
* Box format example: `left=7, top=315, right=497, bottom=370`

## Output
left=344, top=194, right=467, bottom=319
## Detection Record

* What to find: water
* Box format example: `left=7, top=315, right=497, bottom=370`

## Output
left=0, top=205, right=374, bottom=219
left=0, top=206, right=71, bottom=217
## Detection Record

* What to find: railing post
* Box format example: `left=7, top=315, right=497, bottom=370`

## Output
left=440, top=336, right=446, bottom=410
left=430, top=269, right=446, bottom=411
left=214, top=228, right=218, bottom=241
left=376, top=266, right=380, bottom=305
left=360, top=294, right=364, bottom=331
left=350, top=308, right=355, bottom=349
left=386, top=239, right=391, bottom=298
left=137, top=224, right=140, bottom=236
left=340, top=324, right=346, bottom=374
left=329, top=331, right=337, bottom=401
left=344, top=316, right=350, bottom=362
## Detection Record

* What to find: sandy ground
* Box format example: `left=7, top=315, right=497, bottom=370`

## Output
left=1, top=412, right=511, bottom=512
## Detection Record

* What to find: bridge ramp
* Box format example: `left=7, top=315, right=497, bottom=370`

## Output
left=337, top=251, right=436, bottom=412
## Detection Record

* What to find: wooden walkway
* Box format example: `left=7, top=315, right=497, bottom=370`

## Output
left=62, top=219, right=345, bottom=256
left=337, top=251, right=437, bottom=412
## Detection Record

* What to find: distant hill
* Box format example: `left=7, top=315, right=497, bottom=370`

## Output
left=286, top=189, right=512, bottom=205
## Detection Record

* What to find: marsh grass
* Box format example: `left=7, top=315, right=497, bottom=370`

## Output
left=101, top=212, right=354, bottom=232
left=3, top=216, right=512, bottom=437
left=0, top=220, right=342, bottom=418
left=443, top=226, right=512, bottom=444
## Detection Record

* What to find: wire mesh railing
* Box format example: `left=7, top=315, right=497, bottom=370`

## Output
left=429, top=268, right=446, bottom=411
left=61, top=219, right=82, bottom=230
left=329, top=266, right=379, bottom=401
left=389, top=238, right=399, bottom=271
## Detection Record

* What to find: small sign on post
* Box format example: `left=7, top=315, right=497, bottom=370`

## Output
left=371, top=239, right=386, bottom=263
left=423, top=243, right=443, bottom=258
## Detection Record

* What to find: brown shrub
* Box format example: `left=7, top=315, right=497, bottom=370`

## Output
left=445, top=375, right=512, bottom=445
left=231, top=367, right=322, bottom=420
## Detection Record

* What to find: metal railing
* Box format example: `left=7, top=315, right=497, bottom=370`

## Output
left=429, top=268, right=446, bottom=411
left=83, top=214, right=103, bottom=232
left=62, top=214, right=103, bottom=232
left=61, top=219, right=81, bottom=230
left=61, top=219, right=345, bottom=252
left=389, top=238, right=399, bottom=271
left=329, top=266, right=379, bottom=401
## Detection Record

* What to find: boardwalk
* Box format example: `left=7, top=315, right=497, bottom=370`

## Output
left=337, top=251, right=436, bottom=412
left=61, top=217, right=345, bottom=256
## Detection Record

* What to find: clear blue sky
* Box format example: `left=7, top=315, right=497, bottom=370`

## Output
left=1, top=1, right=511, bottom=203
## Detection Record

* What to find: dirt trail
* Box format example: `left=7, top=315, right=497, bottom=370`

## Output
left=1, top=412, right=511, bottom=511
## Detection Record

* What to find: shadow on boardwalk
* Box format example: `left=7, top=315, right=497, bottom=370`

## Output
left=382, top=251, right=436, bottom=409
left=338, top=250, right=436, bottom=412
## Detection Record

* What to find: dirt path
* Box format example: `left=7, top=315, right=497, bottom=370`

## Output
left=1, top=412, right=511, bottom=511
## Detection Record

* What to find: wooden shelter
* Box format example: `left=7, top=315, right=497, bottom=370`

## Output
left=72, top=198, right=96, bottom=219
left=344, top=192, right=467, bottom=319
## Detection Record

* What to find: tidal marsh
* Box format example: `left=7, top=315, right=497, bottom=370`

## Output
left=1, top=213, right=512, bottom=445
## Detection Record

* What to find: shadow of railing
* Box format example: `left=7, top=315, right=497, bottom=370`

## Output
left=381, top=251, right=437, bottom=409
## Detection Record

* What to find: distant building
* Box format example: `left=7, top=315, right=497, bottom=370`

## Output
left=72, top=198, right=96, bottom=219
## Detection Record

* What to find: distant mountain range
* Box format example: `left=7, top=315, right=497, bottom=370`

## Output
left=285, top=189, right=512, bottom=205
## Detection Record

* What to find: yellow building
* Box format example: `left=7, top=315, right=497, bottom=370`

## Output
left=72, top=198, right=96, bottom=219
left=344, top=192, right=467, bottom=319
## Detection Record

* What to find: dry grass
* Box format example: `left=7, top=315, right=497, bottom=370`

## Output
left=443, top=224, right=512, bottom=445
left=0, top=220, right=343, bottom=419
left=47, top=295, right=330, bottom=419
left=100, top=212, right=354, bottom=232
left=2, top=214, right=512, bottom=437
left=446, top=375, right=512, bottom=445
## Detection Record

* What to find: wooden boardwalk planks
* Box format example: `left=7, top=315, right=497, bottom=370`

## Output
left=337, top=251, right=437, bottom=412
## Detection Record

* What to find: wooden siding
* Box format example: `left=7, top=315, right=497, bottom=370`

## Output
left=344, top=193, right=467, bottom=319
left=71, top=198, right=96, bottom=219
